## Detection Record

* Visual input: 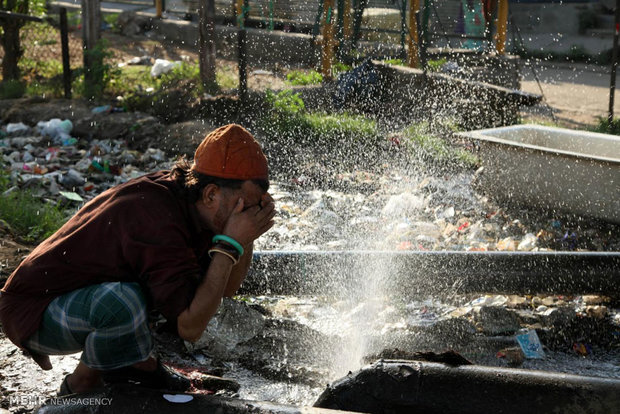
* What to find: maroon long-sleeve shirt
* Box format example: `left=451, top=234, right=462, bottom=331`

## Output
left=0, top=171, right=212, bottom=348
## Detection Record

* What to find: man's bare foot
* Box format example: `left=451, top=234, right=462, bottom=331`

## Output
left=65, top=361, right=103, bottom=394
left=131, top=356, right=157, bottom=372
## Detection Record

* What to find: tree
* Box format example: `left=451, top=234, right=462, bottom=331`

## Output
left=198, top=0, right=217, bottom=93
left=0, top=0, right=45, bottom=81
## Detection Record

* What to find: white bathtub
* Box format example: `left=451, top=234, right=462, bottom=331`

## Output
left=457, top=124, right=620, bottom=224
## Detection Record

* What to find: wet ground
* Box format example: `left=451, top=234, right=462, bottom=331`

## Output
left=1, top=105, right=619, bottom=412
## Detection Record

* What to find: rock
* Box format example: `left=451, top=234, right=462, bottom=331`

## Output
left=582, top=295, right=610, bottom=305
left=185, top=298, right=266, bottom=358
left=541, top=307, right=577, bottom=327
left=59, top=169, right=85, bottom=189
left=475, top=306, right=521, bottom=335
left=237, top=318, right=333, bottom=386
left=2, top=98, right=91, bottom=125
left=73, top=112, right=159, bottom=143
left=197, top=374, right=241, bottom=393
left=513, top=309, right=540, bottom=325
left=585, top=305, right=608, bottom=320
left=426, top=317, right=476, bottom=345
left=497, top=347, right=525, bottom=367
left=161, top=120, right=216, bottom=156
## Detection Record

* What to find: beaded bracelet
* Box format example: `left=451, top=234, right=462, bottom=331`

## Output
left=208, top=247, right=239, bottom=265
left=212, top=234, right=244, bottom=256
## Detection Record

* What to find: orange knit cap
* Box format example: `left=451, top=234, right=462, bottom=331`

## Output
left=191, top=124, right=268, bottom=180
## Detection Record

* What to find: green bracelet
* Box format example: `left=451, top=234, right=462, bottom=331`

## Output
left=212, top=234, right=244, bottom=256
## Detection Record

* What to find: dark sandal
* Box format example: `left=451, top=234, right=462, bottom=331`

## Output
left=58, top=375, right=73, bottom=397
left=101, top=360, right=191, bottom=392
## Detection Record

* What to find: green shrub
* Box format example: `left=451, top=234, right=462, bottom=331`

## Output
left=0, top=80, right=26, bottom=98
left=286, top=70, right=323, bottom=85
left=594, top=116, right=620, bottom=135
left=103, top=13, right=120, bottom=32
left=79, top=39, right=119, bottom=101
left=265, top=89, right=305, bottom=114
left=383, top=58, right=405, bottom=66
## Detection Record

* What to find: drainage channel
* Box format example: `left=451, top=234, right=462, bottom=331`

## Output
left=244, top=251, right=620, bottom=296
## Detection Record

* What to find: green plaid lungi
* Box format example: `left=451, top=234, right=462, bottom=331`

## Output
left=24, top=282, right=153, bottom=370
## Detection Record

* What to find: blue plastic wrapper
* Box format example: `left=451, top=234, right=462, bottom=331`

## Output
left=516, top=329, right=545, bottom=359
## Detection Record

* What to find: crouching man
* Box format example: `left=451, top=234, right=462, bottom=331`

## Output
left=0, top=124, right=275, bottom=395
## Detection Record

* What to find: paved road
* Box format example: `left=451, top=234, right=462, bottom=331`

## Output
left=521, top=61, right=620, bottom=127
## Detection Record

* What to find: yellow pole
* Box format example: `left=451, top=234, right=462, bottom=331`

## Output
left=495, top=0, right=508, bottom=54
left=407, top=0, right=420, bottom=68
left=156, top=0, right=163, bottom=18
left=321, top=0, right=336, bottom=79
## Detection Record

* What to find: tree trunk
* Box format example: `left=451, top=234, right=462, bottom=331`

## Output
left=82, top=0, right=102, bottom=98
left=199, top=0, right=217, bottom=93
left=1, top=20, right=23, bottom=81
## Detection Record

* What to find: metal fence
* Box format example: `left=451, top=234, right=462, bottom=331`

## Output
left=0, top=8, right=78, bottom=98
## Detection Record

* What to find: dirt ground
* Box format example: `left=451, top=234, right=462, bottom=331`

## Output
left=520, top=60, right=619, bottom=128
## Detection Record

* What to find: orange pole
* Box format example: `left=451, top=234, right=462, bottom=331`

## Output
left=407, top=0, right=420, bottom=67
left=156, top=0, right=162, bottom=18
left=494, top=0, right=508, bottom=54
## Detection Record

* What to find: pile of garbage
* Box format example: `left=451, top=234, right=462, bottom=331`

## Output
left=256, top=173, right=620, bottom=252
left=0, top=117, right=172, bottom=208
left=1, top=110, right=619, bottom=253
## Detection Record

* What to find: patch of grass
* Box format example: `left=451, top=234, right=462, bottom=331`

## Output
left=303, top=112, right=378, bottom=143
left=0, top=170, right=67, bottom=243
left=402, top=123, right=478, bottom=169
left=286, top=69, right=323, bottom=85
left=427, top=58, right=447, bottom=72
left=382, top=58, right=405, bottom=66
left=261, top=89, right=378, bottom=147
left=20, top=58, right=63, bottom=79
left=332, top=62, right=352, bottom=76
